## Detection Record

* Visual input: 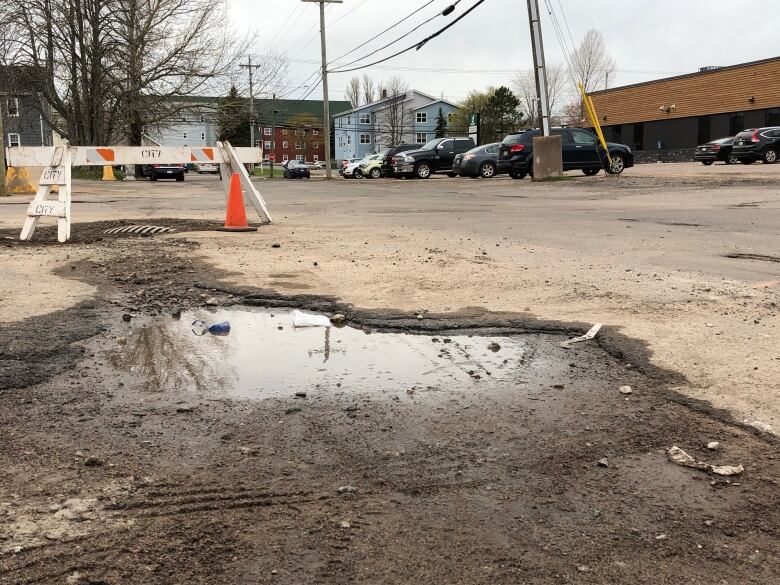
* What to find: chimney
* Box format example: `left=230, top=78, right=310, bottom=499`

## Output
left=381, top=89, right=388, bottom=99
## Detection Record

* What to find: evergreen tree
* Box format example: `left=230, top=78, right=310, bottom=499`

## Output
left=217, top=86, right=251, bottom=146
left=483, top=86, right=522, bottom=143
left=434, top=107, right=447, bottom=138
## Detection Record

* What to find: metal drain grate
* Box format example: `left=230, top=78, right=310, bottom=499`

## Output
left=104, top=225, right=178, bottom=236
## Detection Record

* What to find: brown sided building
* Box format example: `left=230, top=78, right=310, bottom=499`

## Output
left=590, top=56, right=780, bottom=157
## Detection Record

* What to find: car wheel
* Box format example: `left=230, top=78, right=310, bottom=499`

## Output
left=509, top=171, right=527, bottom=180
left=607, top=153, right=625, bottom=174
left=415, top=163, right=431, bottom=179
left=370, top=168, right=381, bottom=179
left=479, top=162, right=496, bottom=178
left=702, top=161, right=714, bottom=166
left=354, top=169, right=364, bottom=179
left=582, top=168, right=600, bottom=176
left=726, top=154, right=738, bottom=165
left=762, top=147, right=777, bottom=164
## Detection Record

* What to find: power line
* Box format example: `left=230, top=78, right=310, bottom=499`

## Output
left=329, top=0, right=437, bottom=65
left=329, top=0, right=486, bottom=75
left=287, top=4, right=336, bottom=61
left=267, top=3, right=308, bottom=50
left=329, top=1, right=462, bottom=72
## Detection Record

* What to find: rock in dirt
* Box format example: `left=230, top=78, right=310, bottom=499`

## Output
left=487, top=342, right=501, bottom=352
left=285, top=406, right=302, bottom=414
left=84, top=456, right=104, bottom=467
left=337, top=485, right=358, bottom=494
left=707, top=441, right=720, bottom=451
left=121, top=313, right=132, bottom=322
left=205, top=297, right=219, bottom=306
left=271, top=243, right=281, bottom=248
left=294, top=391, right=307, bottom=398
left=619, top=385, right=633, bottom=395
left=667, top=446, right=744, bottom=476
left=330, top=313, right=346, bottom=326
left=171, top=307, right=182, bottom=319
left=176, top=405, right=195, bottom=413
left=598, top=457, right=609, bottom=468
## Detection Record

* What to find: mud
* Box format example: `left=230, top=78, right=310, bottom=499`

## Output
left=1, top=220, right=778, bottom=584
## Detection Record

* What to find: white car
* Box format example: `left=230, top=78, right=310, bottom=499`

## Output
left=342, top=154, right=381, bottom=179
left=196, top=163, right=219, bottom=174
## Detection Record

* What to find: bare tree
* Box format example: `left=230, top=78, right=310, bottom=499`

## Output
left=345, top=76, right=361, bottom=108
left=571, top=29, right=616, bottom=93
left=513, top=63, right=566, bottom=128
left=375, top=76, right=409, bottom=148
left=1, top=0, right=280, bottom=146
left=361, top=74, right=376, bottom=104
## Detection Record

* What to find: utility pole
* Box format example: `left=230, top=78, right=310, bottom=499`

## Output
left=526, top=0, right=551, bottom=136
left=302, top=0, right=341, bottom=179
left=526, top=0, right=561, bottom=179
left=241, top=55, right=264, bottom=172
left=0, top=111, right=7, bottom=197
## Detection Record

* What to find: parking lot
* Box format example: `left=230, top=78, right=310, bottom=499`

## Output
left=1, top=163, right=778, bottom=583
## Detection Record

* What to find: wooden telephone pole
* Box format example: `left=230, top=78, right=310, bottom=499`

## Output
left=0, top=112, right=7, bottom=197
left=302, top=0, right=341, bottom=179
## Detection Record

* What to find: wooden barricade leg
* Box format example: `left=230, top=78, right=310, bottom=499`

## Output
left=221, top=141, right=272, bottom=224
left=20, top=146, right=68, bottom=241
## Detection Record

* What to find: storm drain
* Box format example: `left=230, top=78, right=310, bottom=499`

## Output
left=104, top=225, right=178, bottom=236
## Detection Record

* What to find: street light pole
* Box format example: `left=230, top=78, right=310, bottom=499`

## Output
left=302, top=0, right=342, bottom=179
left=527, top=0, right=551, bottom=136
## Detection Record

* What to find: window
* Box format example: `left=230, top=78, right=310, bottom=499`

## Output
left=313, top=129, right=319, bottom=135
left=181, top=115, right=187, bottom=122
left=439, top=139, right=453, bottom=152
left=296, top=155, right=303, bottom=161
left=282, top=128, right=288, bottom=135
left=7, top=97, right=19, bottom=117
left=199, top=114, right=204, bottom=122
left=697, top=116, right=711, bottom=145
left=416, top=132, right=427, bottom=143
left=729, top=112, right=745, bottom=136
left=201, top=132, right=206, bottom=141
left=8, top=133, right=20, bottom=147
left=183, top=132, right=187, bottom=139
left=264, top=140, right=271, bottom=149
left=264, top=127, right=272, bottom=135
left=347, top=116, right=351, bottom=125
left=485, top=145, right=498, bottom=154
left=282, top=154, right=289, bottom=162
left=359, top=113, right=370, bottom=124
left=447, top=112, right=455, bottom=123
left=416, top=112, right=427, bottom=123
left=282, top=141, right=288, bottom=148
left=766, top=108, right=780, bottom=127
left=359, top=133, right=371, bottom=144
left=295, top=142, right=302, bottom=149
left=346, top=134, right=352, bottom=145
left=313, top=154, right=319, bottom=162
left=571, top=129, right=596, bottom=144
left=313, top=142, right=319, bottom=149
left=633, top=122, right=644, bottom=151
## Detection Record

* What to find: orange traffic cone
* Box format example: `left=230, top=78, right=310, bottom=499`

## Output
left=217, top=173, right=257, bottom=232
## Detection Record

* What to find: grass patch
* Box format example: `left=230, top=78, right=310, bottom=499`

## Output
left=533, top=175, right=574, bottom=182
left=252, top=166, right=285, bottom=178
left=71, top=166, right=125, bottom=180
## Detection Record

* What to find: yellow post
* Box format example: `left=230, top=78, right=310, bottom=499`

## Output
left=101, top=165, right=116, bottom=181
left=578, top=82, right=612, bottom=168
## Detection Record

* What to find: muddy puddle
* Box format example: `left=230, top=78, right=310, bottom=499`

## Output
left=109, top=307, right=535, bottom=399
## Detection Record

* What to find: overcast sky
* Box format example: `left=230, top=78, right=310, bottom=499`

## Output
left=230, top=0, right=778, bottom=104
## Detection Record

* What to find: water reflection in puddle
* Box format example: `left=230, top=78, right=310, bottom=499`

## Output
left=110, top=307, right=531, bottom=399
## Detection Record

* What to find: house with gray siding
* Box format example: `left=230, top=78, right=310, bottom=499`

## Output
left=1, top=66, right=55, bottom=148
left=334, top=91, right=461, bottom=161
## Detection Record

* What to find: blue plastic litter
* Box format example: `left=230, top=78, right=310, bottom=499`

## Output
left=192, top=319, right=231, bottom=336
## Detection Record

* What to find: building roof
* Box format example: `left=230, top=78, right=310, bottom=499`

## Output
left=168, top=95, right=351, bottom=125
left=333, top=90, right=439, bottom=117
left=411, top=99, right=460, bottom=111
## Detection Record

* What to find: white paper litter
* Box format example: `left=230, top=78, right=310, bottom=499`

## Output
left=560, top=323, right=602, bottom=348
left=667, top=446, right=744, bottom=476
left=292, top=310, right=332, bottom=328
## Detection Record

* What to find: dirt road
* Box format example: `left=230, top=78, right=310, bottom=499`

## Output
left=1, top=165, right=778, bottom=583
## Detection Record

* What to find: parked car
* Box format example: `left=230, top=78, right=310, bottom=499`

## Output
left=283, top=159, right=310, bottom=179
left=196, top=162, right=219, bottom=174
left=360, top=155, right=385, bottom=179
left=694, top=138, right=738, bottom=165
left=453, top=142, right=502, bottom=178
left=343, top=153, right=382, bottom=179
left=392, top=137, right=476, bottom=178
left=731, top=127, right=780, bottom=164
left=380, top=143, right=423, bottom=177
left=497, top=128, right=633, bottom=178
left=339, top=158, right=361, bottom=175
left=148, top=163, right=185, bottom=181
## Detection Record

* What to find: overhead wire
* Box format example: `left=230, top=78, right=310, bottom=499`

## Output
left=265, top=3, right=307, bottom=51
left=329, top=0, right=486, bottom=74
left=329, top=1, right=463, bottom=71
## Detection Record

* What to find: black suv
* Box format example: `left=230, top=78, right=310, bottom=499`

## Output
left=497, top=128, right=633, bottom=178
left=392, top=137, right=476, bottom=178
left=380, top=143, right=423, bottom=177
left=731, top=127, right=780, bottom=164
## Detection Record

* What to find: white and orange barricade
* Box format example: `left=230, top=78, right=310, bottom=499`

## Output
left=5, top=142, right=270, bottom=242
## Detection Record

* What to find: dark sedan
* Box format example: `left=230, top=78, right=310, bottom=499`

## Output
left=453, top=143, right=501, bottom=178
left=694, top=137, right=738, bottom=165
left=283, top=160, right=311, bottom=179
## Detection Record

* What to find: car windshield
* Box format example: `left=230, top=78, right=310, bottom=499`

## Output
left=360, top=154, right=380, bottom=163
left=501, top=133, right=527, bottom=145
left=422, top=139, right=442, bottom=150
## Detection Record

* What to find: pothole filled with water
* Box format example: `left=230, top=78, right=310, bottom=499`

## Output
left=109, top=307, right=536, bottom=399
